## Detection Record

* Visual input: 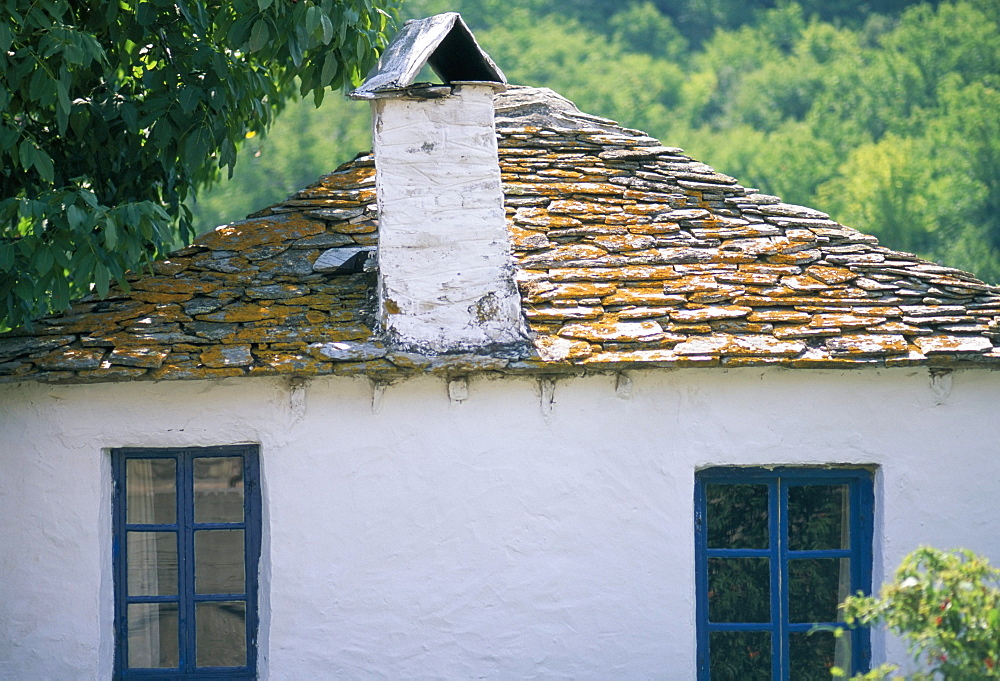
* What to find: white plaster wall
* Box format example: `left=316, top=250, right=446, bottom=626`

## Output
left=372, top=85, right=525, bottom=351
left=2, top=367, right=999, bottom=679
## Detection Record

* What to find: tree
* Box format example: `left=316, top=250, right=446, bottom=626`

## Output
left=0, top=0, right=396, bottom=329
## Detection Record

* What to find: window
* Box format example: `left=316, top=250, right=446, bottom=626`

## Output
left=112, top=445, right=261, bottom=679
left=695, top=467, right=874, bottom=681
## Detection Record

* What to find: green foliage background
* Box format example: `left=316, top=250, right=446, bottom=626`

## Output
left=192, top=0, right=1000, bottom=285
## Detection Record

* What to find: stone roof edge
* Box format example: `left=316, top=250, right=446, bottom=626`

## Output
left=4, top=348, right=1000, bottom=388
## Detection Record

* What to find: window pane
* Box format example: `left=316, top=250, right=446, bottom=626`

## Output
left=195, top=529, right=245, bottom=594
left=126, top=459, right=176, bottom=524
left=127, top=602, right=178, bottom=668
left=789, top=558, right=850, bottom=623
left=127, top=531, right=177, bottom=596
left=788, top=485, right=848, bottom=551
left=194, top=457, right=244, bottom=523
left=790, top=630, right=851, bottom=679
left=706, top=484, right=768, bottom=549
left=708, top=557, right=770, bottom=623
left=196, top=601, right=247, bottom=667
left=709, top=630, right=771, bottom=680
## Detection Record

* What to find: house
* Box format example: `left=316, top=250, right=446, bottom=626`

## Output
left=2, top=12, right=999, bottom=680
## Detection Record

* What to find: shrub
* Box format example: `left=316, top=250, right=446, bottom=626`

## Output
left=832, top=546, right=1000, bottom=679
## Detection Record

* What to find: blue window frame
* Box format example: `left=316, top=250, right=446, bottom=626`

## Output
left=112, top=445, right=261, bottom=679
left=695, top=467, right=874, bottom=680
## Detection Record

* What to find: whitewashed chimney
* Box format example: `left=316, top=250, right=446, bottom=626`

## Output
left=351, top=13, right=526, bottom=353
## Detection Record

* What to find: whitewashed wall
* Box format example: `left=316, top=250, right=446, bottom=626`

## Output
left=1, top=367, right=999, bottom=679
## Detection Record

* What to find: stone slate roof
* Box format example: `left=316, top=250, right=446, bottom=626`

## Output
left=3, top=86, right=1000, bottom=384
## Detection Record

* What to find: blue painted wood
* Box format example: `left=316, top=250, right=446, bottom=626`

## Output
left=112, top=445, right=261, bottom=680
left=695, top=467, right=874, bottom=680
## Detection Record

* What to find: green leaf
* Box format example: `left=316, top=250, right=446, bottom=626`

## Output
left=248, top=19, right=270, bottom=53
left=320, top=51, right=339, bottom=86
left=227, top=15, right=253, bottom=46
left=0, top=24, right=11, bottom=53
left=257, top=0, right=273, bottom=10
left=320, top=14, right=334, bottom=45
left=136, top=2, right=154, bottom=27
left=306, top=5, right=321, bottom=35
left=94, top=263, right=109, bottom=298
left=33, top=246, right=53, bottom=276
left=288, top=34, right=304, bottom=67
left=179, top=87, right=199, bottom=113
left=104, top=218, right=118, bottom=248
left=33, top=149, right=54, bottom=183
left=67, top=205, right=85, bottom=230
left=0, top=244, right=14, bottom=271
left=18, top=139, right=35, bottom=171
left=0, top=125, right=16, bottom=150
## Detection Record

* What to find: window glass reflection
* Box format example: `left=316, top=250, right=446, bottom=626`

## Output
left=788, top=485, right=848, bottom=551
left=127, top=602, right=178, bottom=668
left=708, top=557, right=770, bottom=623
left=127, top=459, right=176, bottom=525
left=194, top=457, right=244, bottom=523
left=710, top=630, right=771, bottom=680
left=195, top=529, right=245, bottom=594
left=707, top=484, right=769, bottom=549
left=127, top=531, right=177, bottom=596
left=196, top=601, right=246, bottom=667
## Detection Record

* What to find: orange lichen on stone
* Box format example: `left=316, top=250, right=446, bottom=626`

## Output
left=781, top=275, right=829, bottom=291
left=35, top=347, right=106, bottom=370
left=254, top=351, right=331, bottom=374
left=522, top=282, right=617, bottom=302
left=152, top=260, right=190, bottom=276
left=131, top=278, right=220, bottom=296
left=670, top=306, right=752, bottom=322
left=109, top=347, right=170, bottom=368
left=773, top=324, right=842, bottom=339
left=131, top=291, right=193, bottom=304
left=533, top=335, right=594, bottom=361
left=717, top=271, right=780, bottom=285
left=591, top=234, right=656, bottom=252
left=48, top=305, right=158, bottom=334
left=810, top=314, right=881, bottom=329
left=524, top=244, right=609, bottom=262
left=673, top=334, right=805, bottom=357
left=583, top=349, right=679, bottom=364
left=558, top=320, right=663, bottom=342
left=195, top=215, right=326, bottom=250
left=662, top=276, right=742, bottom=294
left=149, top=366, right=246, bottom=380
left=525, top=306, right=604, bottom=321
left=510, top=225, right=550, bottom=249
left=624, top=203, right=673, bottom=215
left=200, top=345, right=254, bottom=368
left=548, top=199, right=621, bottom=217
left=825, top=334, right=908, bottom=355
left=603, top=289, right=685, bottom=306
left=914, top=336, right=994, bottom=354
left=805, top=265, right=857, bottom=285
left=196, top=304, right=275, bottom=323
left=327, top=220, right=378, bottom=235
left=547, top=266, right=682, bottom=282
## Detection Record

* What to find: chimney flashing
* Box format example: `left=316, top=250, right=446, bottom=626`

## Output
left=350, top=12, right=506, bottom=100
